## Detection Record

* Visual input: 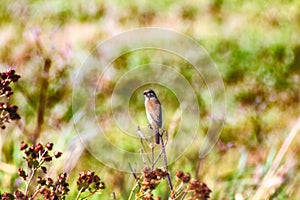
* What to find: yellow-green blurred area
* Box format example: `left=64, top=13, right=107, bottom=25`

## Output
left=1, top=0, right=300, bottom=199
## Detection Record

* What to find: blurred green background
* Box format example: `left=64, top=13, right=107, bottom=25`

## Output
left=0, top=0, right=300, bottom=199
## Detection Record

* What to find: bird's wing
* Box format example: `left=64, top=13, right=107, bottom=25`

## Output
left=148, top=99, right=162, bottom=128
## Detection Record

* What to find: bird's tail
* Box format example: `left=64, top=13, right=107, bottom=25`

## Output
left=155, top=131, right=160, bottom=144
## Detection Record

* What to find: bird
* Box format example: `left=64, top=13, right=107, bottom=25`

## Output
left=143, top=89, right=162, bottom=144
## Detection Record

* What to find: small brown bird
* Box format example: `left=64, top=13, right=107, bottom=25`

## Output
left=143, top=89, right=162, bottom=144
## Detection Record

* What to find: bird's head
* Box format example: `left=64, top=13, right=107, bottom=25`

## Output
left=143, top=89, right=157, bottom=99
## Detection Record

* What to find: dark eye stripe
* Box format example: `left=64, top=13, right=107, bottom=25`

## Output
left=143, top=89, right=156, bottom=96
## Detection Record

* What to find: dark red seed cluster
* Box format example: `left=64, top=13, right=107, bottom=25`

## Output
left=0, top=190, right=27, bottom=200
left=137, top=166, right=169, bottom=199
left=54, top=151, right=62, bottom=158
left=20, top=141, right=28, bottom=151
left=45, top=142, right=53, bottom=151
left=77, top=171, right=105, bottom=193
left=13, top=190, right=27, bottom=200
left=19, top=141, right=62, bottom=169
left=1, top=192, right=16, bottom=200
left=189, top=179, right=212, bottom=200
left=37, top=173, right=70, bottom=199
left=0, top=68, right=21, bottom=129
left=176, top=170, right=191, bottom=183
left=0, top=103, right=20, bottom=129
left=141, top=166, right=168, bottom=192
left=2, top=140, right=106, bottom=200
left=175, top=170, right=212, bottom=200
left=18, top=168, right=27, bottom=180
left=0, top=68, right=21, bottom=98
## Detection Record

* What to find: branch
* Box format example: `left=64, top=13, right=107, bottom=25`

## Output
left=25, top=168, right=36, bottom=196
left=159, top=131, right=173, bottom=193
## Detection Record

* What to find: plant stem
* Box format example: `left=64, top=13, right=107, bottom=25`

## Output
left=195, top=157, right=204, bottom=177
left=128, top=182, right=139, bottom=200
left=151, top=145, right=155, bottom=170
left=179, top=191, right=188, bottom=200
left=33, top=57, right=51, bottom=144
left=112, top=192, right=117, bottom=200
left=25, top=168, right=36, bottom=196
left=29, top=185, right=41, bottom=200
left=160, top=134, right=173, bottom=194
left=75, top=187, right=84, bottom=200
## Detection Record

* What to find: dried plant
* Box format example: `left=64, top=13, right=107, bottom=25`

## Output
left=0, top=69, right=106, bottom=199
left=0, top=69, right=211, bottom=199
left=129, top=167, right=211, bottom=200
left=0, top=68, right=21, bottom=129
left=133, top=127, right=212, bottom=200
left=129, top=167, right=168, bottom=200
left=76, top=171, right=105, bottom=200
left=171, top=170, right=211, bottom=200
left=0, top=142, right=105, bottom=200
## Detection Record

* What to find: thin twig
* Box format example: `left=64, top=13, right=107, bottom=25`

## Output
left=128, top=163, right=138, bottom=180
left=141, top=139, right=152, bottom=164
left=179, top=191, right=188, bottom=200
left=175, top=183, right=189, bottom=199
left=137, top=126, right=152, bottom=148
left=80, top=191, right=99, bottom=200
left=152, top=147, right=163, bottom=167
left=140, top=138, right=151, bottom=165
left=152, top=130, right=169, bottom=166
left=112, top=192, right=117, bottom=200
left=25, top=150, right=49, bottom=198
left=138, top=126, right=155, bottom=166
left=25, top=168, right=36, bottom=196
left=128, top=181, right=139, bottom=200
left=160, top=131, right=173, bottom=193
left=128, top=162, right=141, bottom=199
left=139, top=148, right=148, bottom=166
left=151, top=145, right=155, bottom=170
left=30, top=185, right=41, bottom=199
left=75, top=187, right=84, bottom=200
